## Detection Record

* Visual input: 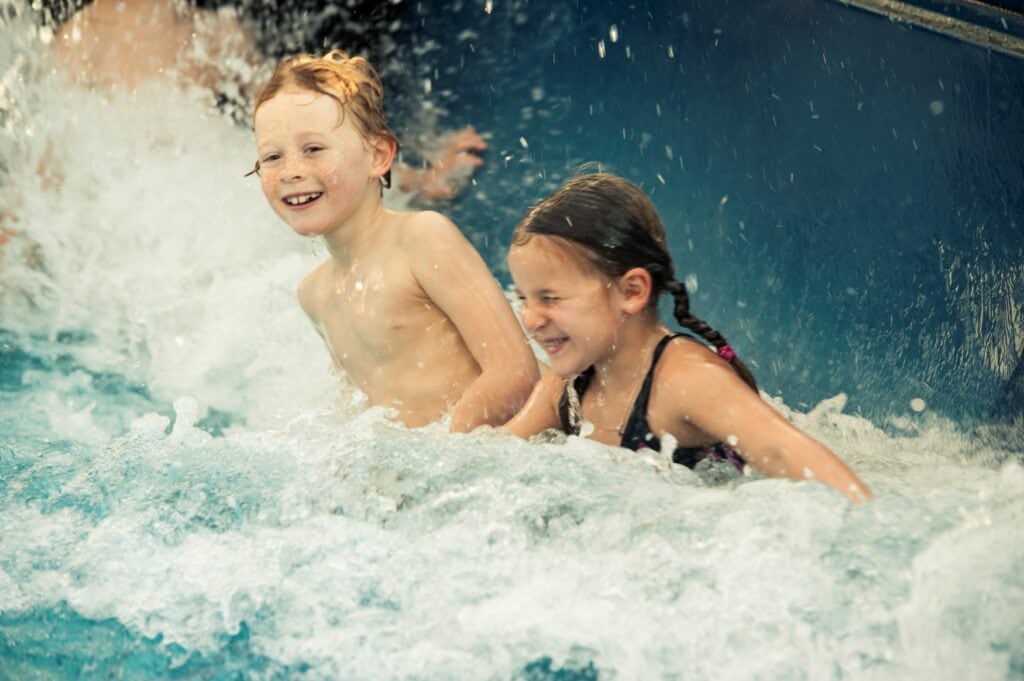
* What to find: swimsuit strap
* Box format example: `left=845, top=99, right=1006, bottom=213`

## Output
left=619, top=333, right=684, bottom=450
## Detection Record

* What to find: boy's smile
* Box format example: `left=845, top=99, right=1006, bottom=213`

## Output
left=253, top=87, right=382, bottom=239
left=283, top=191, right=323, bottom=208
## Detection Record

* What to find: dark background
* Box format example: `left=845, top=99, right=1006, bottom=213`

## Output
left=41, top=0, right=1024, bottom=427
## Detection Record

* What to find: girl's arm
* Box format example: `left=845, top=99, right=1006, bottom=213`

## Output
left=503, top=370, right=564, bottom=439
left=658, top=346, right=872, bottom=502
left=405, top=212, right=539, bottom=432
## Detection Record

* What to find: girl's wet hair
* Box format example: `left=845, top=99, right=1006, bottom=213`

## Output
left=248, top=49, right=398, bottom=186
left=513, top=172, right=758, bottom=391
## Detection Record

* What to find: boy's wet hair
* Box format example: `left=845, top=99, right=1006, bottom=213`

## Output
left=248, top=49, right=398, bottom=186
left=513, top=172, right=758, bottom=391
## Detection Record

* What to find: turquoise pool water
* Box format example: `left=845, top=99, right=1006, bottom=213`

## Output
left=1, top=4, right=1023, bottom=680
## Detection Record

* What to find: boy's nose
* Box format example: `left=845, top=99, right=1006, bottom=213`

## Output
left=281, top=157, right=306, bottom=181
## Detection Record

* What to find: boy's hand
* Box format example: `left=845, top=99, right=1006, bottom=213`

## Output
left=408, top=127, right=488, bottom=201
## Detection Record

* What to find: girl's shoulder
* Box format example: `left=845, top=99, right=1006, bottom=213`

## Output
left=663, top=334, right=720, bottom=363
left=656, top=335, right=743, bottom=392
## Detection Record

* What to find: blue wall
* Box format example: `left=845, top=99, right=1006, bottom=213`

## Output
left=399, top=0, right=1024, bottom=425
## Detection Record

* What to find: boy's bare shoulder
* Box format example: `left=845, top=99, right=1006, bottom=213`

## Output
left=394, top=210, right=466, bottom=251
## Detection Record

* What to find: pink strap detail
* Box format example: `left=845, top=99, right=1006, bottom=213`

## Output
left=718, top=344, right=736, bottom=363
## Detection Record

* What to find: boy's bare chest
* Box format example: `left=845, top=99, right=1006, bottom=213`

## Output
left=309, top=262, right=445, bottom=363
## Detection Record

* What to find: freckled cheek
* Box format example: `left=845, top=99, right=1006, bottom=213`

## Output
left=321, top=169, right=344, bottom=189
left=258, top=173, right=278, bottom=201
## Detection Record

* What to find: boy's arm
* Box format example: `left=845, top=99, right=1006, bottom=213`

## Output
left=502, top=371, right=564, bottom=439
left=404, top=212, right=539, bottom=432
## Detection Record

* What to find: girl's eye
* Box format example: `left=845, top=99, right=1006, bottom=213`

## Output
left=541, top=296, right=560, bottom=305
left=261, top=153, right=281, bottom=164
left=304, top=146, right=324, bottom=154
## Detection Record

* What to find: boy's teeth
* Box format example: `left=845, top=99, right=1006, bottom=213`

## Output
left=285, top=192, right=321, bottom=205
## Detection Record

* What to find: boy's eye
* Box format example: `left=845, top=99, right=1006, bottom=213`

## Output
left=304, top=146, right=324, bottom=154
left=541, top=296, right=560, bottom=305
left=261, top=153, right=281, bottom=164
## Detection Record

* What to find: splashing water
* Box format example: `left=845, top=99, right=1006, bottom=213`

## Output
left=1, top=7, right=1022, bottom=681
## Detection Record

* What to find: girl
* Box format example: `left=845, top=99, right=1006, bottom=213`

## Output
left=504, top=173, right=871, bottom=502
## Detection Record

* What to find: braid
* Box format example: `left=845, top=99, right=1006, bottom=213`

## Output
left=664, top=281, right=758, bottom=392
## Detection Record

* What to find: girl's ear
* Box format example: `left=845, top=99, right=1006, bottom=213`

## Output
left=617, top=267, right=653, bottom=314
left=369, top=135, right=398, bottom=182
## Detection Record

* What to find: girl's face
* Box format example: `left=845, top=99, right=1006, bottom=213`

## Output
left=253, top=87, right=388, bottom=237
left=509, top=236, right=625, bottom=378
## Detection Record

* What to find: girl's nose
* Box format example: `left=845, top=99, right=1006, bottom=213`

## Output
left=519, top=302, right=546, bottom=333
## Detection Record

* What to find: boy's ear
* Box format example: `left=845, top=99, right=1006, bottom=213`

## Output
left=617, top=267, right=653, bottom=314
left=369, top=135, right=398, bottom=182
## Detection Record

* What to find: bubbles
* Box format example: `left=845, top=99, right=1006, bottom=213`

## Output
left=929, top=100, right=945, bottom=115
left=910, top=397, right=927, bottom=412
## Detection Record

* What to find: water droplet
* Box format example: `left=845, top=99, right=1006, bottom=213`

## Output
left=910, top=398, right=927, bottom=412
left=929, top=100, right=945, bottom=116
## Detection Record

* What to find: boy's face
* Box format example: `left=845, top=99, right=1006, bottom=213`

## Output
left=509, top=237, right=625, bottom=378
left=253, top=87, right=389, bottom=237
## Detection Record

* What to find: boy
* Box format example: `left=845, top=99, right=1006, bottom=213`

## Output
left=252, top=51, right=538, bottom=431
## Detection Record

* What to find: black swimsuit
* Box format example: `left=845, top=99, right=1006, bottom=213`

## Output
left=558, top=334, right=744, bottom=469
